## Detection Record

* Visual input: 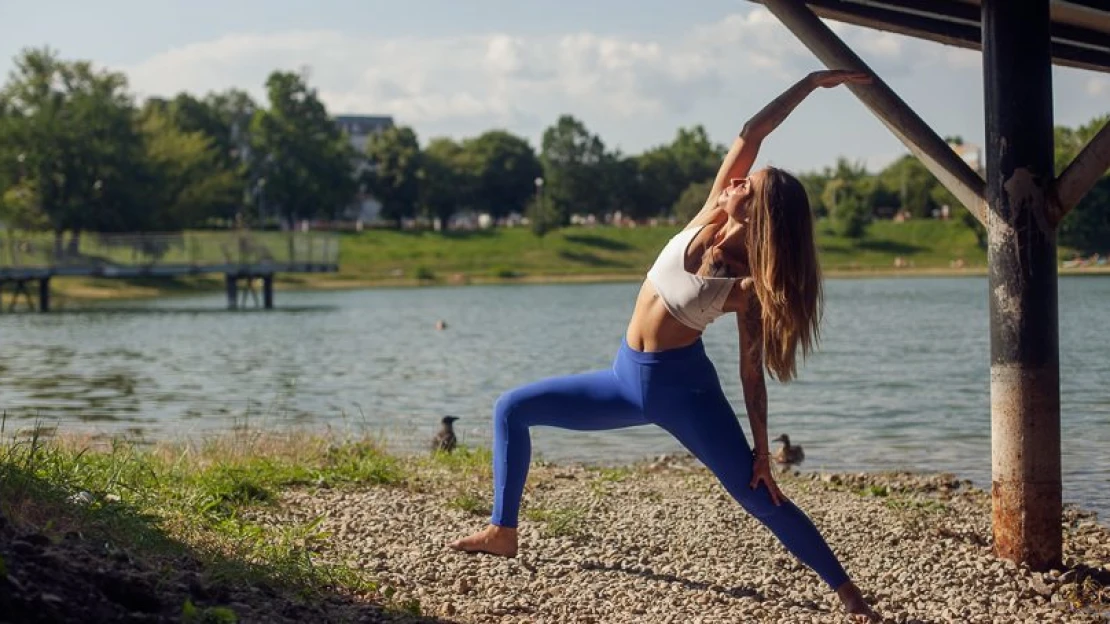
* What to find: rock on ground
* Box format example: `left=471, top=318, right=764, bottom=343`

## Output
left=257, top=455, right=1110, bottom=623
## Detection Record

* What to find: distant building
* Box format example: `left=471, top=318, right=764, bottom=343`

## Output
left=949, top=142, right=984, bottom=174
left=333, top=115, right=395, bottom=223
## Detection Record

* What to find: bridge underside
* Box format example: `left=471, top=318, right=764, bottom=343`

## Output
left=750, top=0, right=1110, bottom=570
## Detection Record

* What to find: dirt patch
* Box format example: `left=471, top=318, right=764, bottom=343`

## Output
left=0, top=511, right=446, bottom=624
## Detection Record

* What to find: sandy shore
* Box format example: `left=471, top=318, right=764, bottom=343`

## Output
left=248, top=454, right=1109, bottom=623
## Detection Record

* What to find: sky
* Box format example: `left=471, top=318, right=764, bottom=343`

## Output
left=1, top=0, right=1107, bottom=172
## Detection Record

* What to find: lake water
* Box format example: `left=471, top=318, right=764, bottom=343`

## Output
left=1, top=277, right=1107, bottom=519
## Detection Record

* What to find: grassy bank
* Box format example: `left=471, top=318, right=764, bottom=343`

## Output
left=17, top=219, right=1105, bottom=308
left=22, top=220, right=990, bottom=306
left=3, top=428, right=1109, bottom=622
left=328, top=219, right=992, bottom=283
left=0, top=426, right=491, bottom=622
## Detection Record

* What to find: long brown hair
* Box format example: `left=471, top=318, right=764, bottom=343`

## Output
left=745, top=167, right=823, bottom=382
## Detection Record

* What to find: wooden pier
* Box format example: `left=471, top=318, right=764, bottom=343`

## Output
left=0, top=230, right=340, bottom=311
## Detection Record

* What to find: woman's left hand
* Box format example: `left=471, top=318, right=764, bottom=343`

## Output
left=750, top=455, right=787, bottom=506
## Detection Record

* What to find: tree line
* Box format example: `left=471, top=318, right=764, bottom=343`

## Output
left=1, top=47, right=1107, bottom=253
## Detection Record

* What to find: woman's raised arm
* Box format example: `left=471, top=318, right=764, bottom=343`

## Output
left=707, top=70, right=871, bottom=199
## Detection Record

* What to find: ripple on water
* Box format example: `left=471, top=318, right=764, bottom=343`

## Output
left=0, top=277, right=1107, bottom=520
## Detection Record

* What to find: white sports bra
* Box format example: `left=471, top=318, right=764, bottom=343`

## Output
left=646, top=225, right=739, bottom=332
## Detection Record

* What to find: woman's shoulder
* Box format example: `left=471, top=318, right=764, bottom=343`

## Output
left=722, top=277, right=757, bottom=314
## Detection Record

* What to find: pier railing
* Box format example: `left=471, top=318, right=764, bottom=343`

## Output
left=0, top=230, right=340, bottom=273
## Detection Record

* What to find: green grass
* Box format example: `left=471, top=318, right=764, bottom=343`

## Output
left=0, top=425, right=406, bottom=604
left=857, top=484, right=891, bottom=498
left=447, top=491, right=490, bottom=517
left=421, top=445, right=493, bottom=477
left=816, top=219, right=988, bottom=271
left=883, top=497, right=948, bottom=513
left=12, top=218, right=1105, bottom=305
left=523, top=504, right=586, bottom=538
left=331, top=219, right=993, bottom=284
left=588, top=466, right=635, bottom=496
left=32, top=218, right=1101, bottom=304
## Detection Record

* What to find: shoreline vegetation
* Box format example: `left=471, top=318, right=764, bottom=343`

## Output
left=5, top=221, right=1107, bottom=309
left=1, top=427, right=1109, bottom=623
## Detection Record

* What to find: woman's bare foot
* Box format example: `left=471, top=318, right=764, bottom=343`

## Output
left=448, top=524, right=518, bottom=557
left=836, top=581, right=881, bottom=622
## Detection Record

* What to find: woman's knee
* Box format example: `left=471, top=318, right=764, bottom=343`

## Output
left=731, top=484, right=784, bottom=520
left=493, top=389, right=526, bottom=429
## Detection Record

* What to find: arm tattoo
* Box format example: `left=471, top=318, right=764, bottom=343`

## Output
left=740, top=300, right=770, bottom=452
left=708, top=260, right=735, bottom=278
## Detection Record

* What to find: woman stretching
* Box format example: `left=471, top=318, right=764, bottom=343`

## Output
left=450, top=69, right=879, bottom=622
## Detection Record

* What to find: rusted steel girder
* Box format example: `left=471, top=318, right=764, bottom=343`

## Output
left=983, top=0, right=1062, bottom=571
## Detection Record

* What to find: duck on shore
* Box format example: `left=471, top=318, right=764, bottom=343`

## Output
left=433, top=416, right=459, bottom=453
left=772, top=434, right=804, bottom=466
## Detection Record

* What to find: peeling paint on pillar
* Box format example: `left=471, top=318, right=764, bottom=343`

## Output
left=983, top=0, right=1060, bottom=572
left=987, top=165, right=1062, bottom=571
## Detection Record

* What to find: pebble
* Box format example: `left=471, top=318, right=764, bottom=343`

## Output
left=251, top=459, right=1110, bottom=623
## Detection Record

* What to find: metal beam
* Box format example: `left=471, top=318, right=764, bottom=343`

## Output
left=1054, top=119, right=1110, bottom=223
left=760, top=0, right=989, bottom=224
left=750, top=1, right=1110, bottom=74
left=983, top=0, right=1062, bottom=571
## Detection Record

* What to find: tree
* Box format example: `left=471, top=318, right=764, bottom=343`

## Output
left=668, top=126, right=725, bottom=192
left=153, top=89, right=257, bottom=177
left=672, top=178, right=714, bottom=223
left=634, top=126, right=725, bottom=220
left=832, top=192, right=870, bottom=239
left=463, top=130, right=542, bottom=222
left=0, top=179, right=49, bottom=230
left=364, top=125, right=422, bottom=226
left=600, top=152, right=650, bottom=219
left=249, top=71, right=356, bottom=226
left=526, top=190, right=559, bottom=243
left=138, top=107, right=242, bottom=229
left=540, top=115, right=607, bottom=224
left=796, top=171, right=830, bottom=218
left=819, top=158, right=868, bottom=218
left=0, top=47, right=146, bottom=253
left=876, top=155, right=939, bottom=219
left=420, top=137, right=477, bottom=228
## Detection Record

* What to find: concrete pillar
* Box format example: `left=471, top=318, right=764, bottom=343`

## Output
left=983, top=0, right=1061, bottom=570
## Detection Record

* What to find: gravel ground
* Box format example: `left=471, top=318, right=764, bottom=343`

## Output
left=254, top=455, right=1110, bottom=623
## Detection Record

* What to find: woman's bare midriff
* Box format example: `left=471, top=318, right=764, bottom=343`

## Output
left=624, top=279, right=706, bottom=353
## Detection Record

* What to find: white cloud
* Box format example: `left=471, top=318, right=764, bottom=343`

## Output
left=110, top=6, right=1097, bottom=168
left=1087, top=77, right=1109, bottom=96
left=118, top=8, right=812, bottom=129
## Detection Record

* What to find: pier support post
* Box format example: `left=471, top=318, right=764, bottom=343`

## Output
left=983, top=0, right=1061, bottom=570
left=263, top=275, right=274, bottom=309
left=225, top=274, right=239, bottom=310
left=38, top=278, right=50, bottom=312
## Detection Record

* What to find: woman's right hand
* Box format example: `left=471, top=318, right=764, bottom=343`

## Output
left=750, top=454, right=787, bottom=506
left=808, top=70, right=872, bottom=89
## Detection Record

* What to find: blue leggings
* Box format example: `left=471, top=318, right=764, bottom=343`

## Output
left=490, top=338, right=850, bottom=590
